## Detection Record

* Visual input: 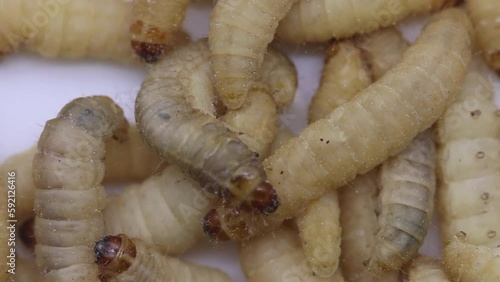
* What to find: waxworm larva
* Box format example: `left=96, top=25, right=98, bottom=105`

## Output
left=33, top=96, right=128, bottom=281
left=209, top=0, right=299, bottom=109
left=202, top=8, right=473, bottom=241
left=466, top=0, right=500, bottom=74
left=277, top=0, right=457, bottom=44
left=403, top=255, right=449, bottom=282
left=437, top=58, right=500, bottom=247
left=94, top=234, right=232, bottom=282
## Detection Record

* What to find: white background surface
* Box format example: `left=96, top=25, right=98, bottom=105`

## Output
left=1, top=3, right=499, bottom=281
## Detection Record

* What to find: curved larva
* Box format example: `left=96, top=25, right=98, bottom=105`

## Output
left=0, top=0, right=137, bottom=63
left=355, top=27, right=409, bottom=81
left=33, top=96, right=128, bottom=281
left=466, top=0, right=500, bottom=74
left=0, top=125, right=162, bottom=223
left=94, top=234, right=232, bottom=282
left=136, top=39, right=299, bottom=214
left=239, top=226, right=345, bottom=282
left=404, top=255, right=449, bottom=282
left=443, top=232, right=500, bottom=281
left=370, top=129, right=436, bottom=271
left=208, top=0, right=299, bottom=109
left=130, top=0, right=191, bottom=62
left=103, top=165, right=217, bottom=255
left=202, top=8, right=474, bottom=241
left=277, top=0, right=456, bottom=44
left=308, top=41, right=372, bottom=124
left=339, top=171, right=399, bottom=282
left=437, top=60, right=500, bottom=247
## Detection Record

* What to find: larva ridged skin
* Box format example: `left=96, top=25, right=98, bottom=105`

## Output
left=466, top=0, right=500, bottom=74
left=0, top=125, right=162, bottom=223
left=0, top=181, right=8, bottom=281
left=130, top=0, right=190, bottom=62
left=204, top=8, right=474, bottom=241
left=277, top=0, right=456, bottom=44
left=437, top=60, right=500, bottom=247
left=136, top=39, right=292, bottom=214
left=355, top=27, right=409, bottom=81
left=308, top=41, right=372, bottom=124
left=269, top=126, right=295, bottom=155
left=443, top=232, right=500, bottom=282
left=0, top=0, right=137, bottom=63
left=404, top=255, right=449, bottom=282
left=239, top=226, right=345, bottom=282
left=370, top=129, right=436, bottom=271
left=208, top=0, right=299, bottom=109
left=103, top=165, right=216, bottom=255
left=339, top=171, right=399, bottom=282
left=94, top=234, right=232, bottom=282
left=33, top=96, right=128, bottom=281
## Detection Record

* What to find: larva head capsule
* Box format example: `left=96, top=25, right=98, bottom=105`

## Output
left=94, top=234, right=137, bottom=279
left=202, top=209, right=231, bottom=241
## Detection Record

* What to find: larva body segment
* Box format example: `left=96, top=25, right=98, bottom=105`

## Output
left=130, top=0, right=191, bottom=62
left=339, top=171, right=399, bottom=282
left=239, top=226, right=345, bottom=282
left=370, top=129, right=436, bottom=271
left=33, top=96, right=128, bottom=281
left=443, top=232, right=500, bottom=281
left=404, top=255, right=449, bottom=282
left=0, top=125, right=162, bottom=223
left=203, top=8, right=474, bottom=241
left=94, top=234, right=232, bottom=282
left=208, top=0, right=299, bottom=109
left=466, top=0, right=500, bottom=74
left=269, top=126, right=295, bottom=155
left=103, top=165, right=216, bottom=255
left=308, top=41, right=372, bottom=124
left=136, top=39, right=297, bottom=214
left=277, top=0, right=456, bottom=44
left=0, top=0, right=139, bottom=63
left=355, top=27, right=409, bottom=81
left=437, top=60, right=500, bottom=247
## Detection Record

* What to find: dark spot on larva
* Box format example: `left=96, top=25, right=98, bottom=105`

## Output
left=312, top=272, right=316, bottom=276
left=481, top=192, right=489, bottom=201
left=158, top=112, right=170, bottom=120
left=459, top=231, right=467, bottom=236
left=254, top=152, right=259, bottom=158
left=326, top=140, right=330, bottom=144
left=131, top=40, right=165, bottom=63
left=476, top=151, right=485, bottom=159
left=19, top=217, right=36, bottom=251
left=320, top=138, right=323, bottom=142
left=471, top=109, right=481, bottom=118
left=488, top=230, right=497, bottom=238
left=280, top=171, right=283, bottom=175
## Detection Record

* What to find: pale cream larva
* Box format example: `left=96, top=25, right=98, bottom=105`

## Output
left=239, top=226, right=345, bottom=282
left=466, top=0, right=500, bottom=74
left=203, top=8, right=473, bottom=241
left=103, top=165, right=217, bottom=255
left=0, top=125, right=162, bottom=223
left=437, top=58, right=500, bottom=247
left=94, top=234, right=232, bottom=282
left=277, top=0, right=456, bottom=44
left=33, top=96, right=128, bottom=281
left=209, top=0, right=299, bottom=109
left=404, top=255, right=450, bottom=282
left=0, top=0, right=139, bottom=63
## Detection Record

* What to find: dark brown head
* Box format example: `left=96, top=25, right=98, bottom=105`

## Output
left=131, top=41, right=165, bottom=63
left=229, top=170, right=280, bottom=214
left=247, top=181, right=280, bottom=215
left=19, top=217, right=36, bottom=252
left=202, top=209, right=230, bottom=241
left=94, top=234, right=137, bottom=279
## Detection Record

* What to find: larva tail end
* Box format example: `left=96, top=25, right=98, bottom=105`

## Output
left=249, top=181, right=280, bottom=215
left=19, top=217, right=36, bottom=252
left=202, top=209, right=230, bottom=241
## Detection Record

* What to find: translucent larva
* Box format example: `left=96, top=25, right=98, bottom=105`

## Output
left=94, top=234, right=232, bottom=282
left=103, top=165, right=217, bottom=255
left=202, top=8, right=473, bottom=241
left=130, top=0, right=191, bottom=62
left=339, top=171, right=399, bottom=282
left=208, top=0, right=299, bottom=109
left=0, top=0, right=138, bottom=63
left=33, top=96, right=128, bottom=281
left=277, top=0, right=457, bottom=44
left=0, top=125, right=162, bottom=223
left=443, top=232, right=500, bottom=281
left=466, top=0, right=500, bottom=74
left=370, top=129, right=436, bottom=271
left=239, top=226, right=345, bottom=282
left=436, top=58, right=500, bottom=247
left=136, top=39, right=297, bottom=215
left=404, top=255, right=449, bottom=282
